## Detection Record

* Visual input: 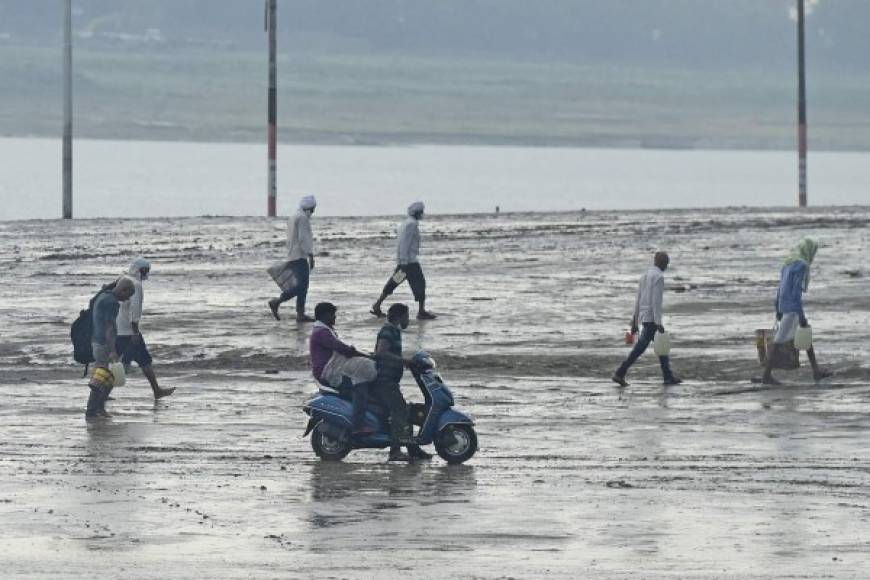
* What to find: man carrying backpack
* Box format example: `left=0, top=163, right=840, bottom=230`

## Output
left=86, top=277, right=135, bottom=418
left=115, top=257, right=175, bottom=400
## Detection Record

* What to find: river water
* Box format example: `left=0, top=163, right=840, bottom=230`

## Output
left=0, top=206, right=868, bottom=577
left=1, top=137, right=869, bottom=220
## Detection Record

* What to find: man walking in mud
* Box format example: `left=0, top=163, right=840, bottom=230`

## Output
left=371, top=201, right=437, bottom=320
left=612, top=251, right=681, bottom=387
left=761, top=237, right=831, bottom=385
left=115, top=257, right=175, bottom=400
left=86, top=277, right=136, bottom=418
left=269, top=195, right=317, bottom=322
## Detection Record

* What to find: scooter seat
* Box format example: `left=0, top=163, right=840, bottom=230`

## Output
left=316, top=377, right=389, bottom=418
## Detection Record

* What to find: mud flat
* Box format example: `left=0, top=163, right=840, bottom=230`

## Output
left=1, top=207, right=869, bottom=578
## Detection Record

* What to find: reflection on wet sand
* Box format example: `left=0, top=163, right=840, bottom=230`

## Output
left=0, top=209, right=868, bottom=577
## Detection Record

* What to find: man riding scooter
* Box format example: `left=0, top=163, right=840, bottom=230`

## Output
left=372, top=303, right=432, bottom=462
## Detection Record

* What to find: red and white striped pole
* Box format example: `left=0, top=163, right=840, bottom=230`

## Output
left=62, top=0, right=73, bottom=219
left=266, top=0, right=277, bottom=217
left=796, top=0, right=808, bottom=208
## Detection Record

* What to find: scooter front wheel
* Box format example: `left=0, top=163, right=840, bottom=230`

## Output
left=435, top=424, right=477, bottom=465
left=311, top=422, right=351, bottom=461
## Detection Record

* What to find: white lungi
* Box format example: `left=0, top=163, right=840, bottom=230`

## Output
left=774, top=312, right=800, bottom=344
left=322, top=353, right=377, bottom=388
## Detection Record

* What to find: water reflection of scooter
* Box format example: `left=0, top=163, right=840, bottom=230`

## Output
left=303, top=352, right=478, bottom=464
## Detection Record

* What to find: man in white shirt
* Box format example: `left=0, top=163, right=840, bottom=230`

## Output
left=269, top=195, right=317, bottom=322
left=115, top=257, right=175, bottom=399
left=612, top=251, right=681, bottom=387
left=371, top=201, right=436, bottom=320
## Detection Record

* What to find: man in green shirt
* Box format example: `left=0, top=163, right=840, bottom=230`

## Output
left=373, top=303, right=431, bottom=462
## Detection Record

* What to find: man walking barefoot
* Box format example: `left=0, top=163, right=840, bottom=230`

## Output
left=371, top=201, right=436, bottom=320
left=612, top=251, right=681, bottom=387
left=762, top=237, right=831, bottom=385
left=115, top=257, right=175, bottom=400
left=269, top=195, right=317, bottom=322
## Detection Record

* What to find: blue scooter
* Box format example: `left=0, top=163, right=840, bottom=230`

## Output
left=302, top=352, right=477, bottom=464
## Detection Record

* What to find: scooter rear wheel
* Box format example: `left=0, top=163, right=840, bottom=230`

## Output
left=311, top=422, right=351, bottom=461
left=435, top=424, right=477, bottom=465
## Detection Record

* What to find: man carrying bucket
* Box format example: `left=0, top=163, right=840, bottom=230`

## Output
left=612, top=251, right=681, bottom=387
left=371, top=201, right=437, bottom=320
left=268, top=195, right=317, bottom=322
left=761, top=237, right=831, bottom=385
left=86, top=277, right=136, bottom=418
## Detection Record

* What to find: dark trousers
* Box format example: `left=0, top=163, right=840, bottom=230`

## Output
left=371, top=378, right=410, bottom=445
left=86, top=385, right=110, bottom=416
left=616, top=322, right=674, bottom=381
left=382, top=262, right=426, bottom=303
left=279, top=259, right=310, bottom=313
left=351, top=382, right=370, bottom=430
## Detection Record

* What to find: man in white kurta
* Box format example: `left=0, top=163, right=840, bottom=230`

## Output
left=115, top=257, right=175, bottom=399
left=269, top=195, right=317, bottom=322
left=371, top=201, right=436, bottom=320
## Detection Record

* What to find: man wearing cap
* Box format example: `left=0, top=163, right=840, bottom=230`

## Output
left=269, top=195, right=317, bottom=322
left=371, top=201, right=437, bottom=320
left=115, top=257, right=175, bottom=400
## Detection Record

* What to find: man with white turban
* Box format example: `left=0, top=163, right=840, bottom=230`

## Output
left=115, top=257, right=175, bottom=400
left=762, top=237, right=831, bottom=384
left=371, top=201, right=436, bottom=320
left=269, top=195, right=317, bottom=322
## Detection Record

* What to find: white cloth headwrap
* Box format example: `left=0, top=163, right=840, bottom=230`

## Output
left=299, top=195, right=317, bottom=210
left=407, top=201, right=425, bottom=216
left=127, top=257, right=151, bottom=277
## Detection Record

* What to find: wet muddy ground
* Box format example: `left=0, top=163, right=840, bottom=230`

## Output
left=1, top=207, right=869, bottom=578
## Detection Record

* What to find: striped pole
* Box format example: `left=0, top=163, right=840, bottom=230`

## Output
left=266, top=0, right=277, bottom=217
left=62, top=0, right=73, bottom=219
left=797, top=0, right=808, bottom=208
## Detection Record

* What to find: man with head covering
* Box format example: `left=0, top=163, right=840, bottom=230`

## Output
left=762, top=237, right=831, bottom=384
left=115, top=257, right=175, bottom=400
left=371, top=201, right=437, bottom=320
left=612, top=251, right=681, bottom=387
left=86, top=277, right=135, bottom=418
left=269, top=195, right=317, bottom=322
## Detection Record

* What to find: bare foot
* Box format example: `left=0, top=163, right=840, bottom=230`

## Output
left=268, top=299, right=281, bottom=321
left=154, top=387, right=176, bottom=399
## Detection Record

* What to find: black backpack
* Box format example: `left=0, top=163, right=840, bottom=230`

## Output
left=71, top=281, right=117, bottom=376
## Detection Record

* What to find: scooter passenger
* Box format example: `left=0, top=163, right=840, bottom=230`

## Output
left=309, top=302, right=375, bottom=435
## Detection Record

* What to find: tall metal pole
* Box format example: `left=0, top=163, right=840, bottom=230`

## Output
left=797, top=0, right=808, bottom=208
left=62, top=0, right=73, bottom=219
left=266, top=0, right=277, bottom=217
